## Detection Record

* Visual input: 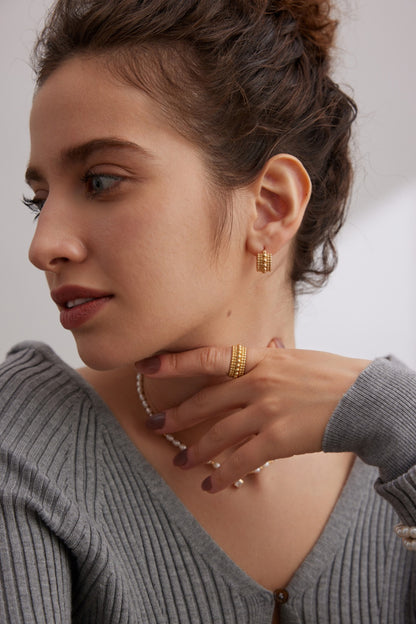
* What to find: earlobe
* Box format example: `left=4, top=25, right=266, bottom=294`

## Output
left=248, top=154, right=311, bottom=256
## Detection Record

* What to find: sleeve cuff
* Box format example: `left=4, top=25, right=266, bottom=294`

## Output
left=322, top=356, right=416, bottom=482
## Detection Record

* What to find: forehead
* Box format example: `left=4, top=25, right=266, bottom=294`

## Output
left=29, top=56, right=198, bottom=166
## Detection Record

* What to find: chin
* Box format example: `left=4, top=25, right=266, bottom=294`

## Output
left=71, top=324, right=204, bottom=370
left=73, top=335, right=144, bottom=371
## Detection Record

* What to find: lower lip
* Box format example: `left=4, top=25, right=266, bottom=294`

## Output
left=60, top=297, right=113, bottom=330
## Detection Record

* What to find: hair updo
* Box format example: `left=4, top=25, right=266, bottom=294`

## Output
left=33, top=0, right=357, bottom=293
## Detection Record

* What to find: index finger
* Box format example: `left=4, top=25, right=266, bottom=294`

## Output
left=134, top=345, right=257, bottom=378
left=134, top=339, right=282, bottom=378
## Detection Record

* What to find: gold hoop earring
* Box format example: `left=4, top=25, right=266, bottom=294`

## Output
left=256, top=250, right=272, bottom=273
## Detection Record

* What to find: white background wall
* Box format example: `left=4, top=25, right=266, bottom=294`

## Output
left=1, top=0, right=415, bottom=369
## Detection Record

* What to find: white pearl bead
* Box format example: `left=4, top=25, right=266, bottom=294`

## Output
left=233, top=479, right=244, bottom=488
left=165, top=434, right=174, bottom=442
left=179, top=444, right=187, bottom=451
left=409, top=527, right=416, bottom=539
left=404, top=539, right=416, bottom=551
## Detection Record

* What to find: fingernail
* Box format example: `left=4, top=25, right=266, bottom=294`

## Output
left=201, top=476, right=213, bottom=492
left=173, top=449, right=188, bottom=467
left=145, top=412, right=166, bottom=430
left=135, top=356, right=161, bottom=374
left=272, top=338, right=285, bottom=349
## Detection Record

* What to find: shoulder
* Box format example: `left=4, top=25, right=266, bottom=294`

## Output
left=0, top=342, right=103, bottom=493
left=1, top=340, right=78, bottom=390
left=0, top=341, right=87, bottom=431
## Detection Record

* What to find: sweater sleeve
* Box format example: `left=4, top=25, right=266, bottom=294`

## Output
left=0, top=495, right=72, bottom=623
left=322, top=356, right=416, bottom=524
left=0, top=343, right=76, bottom=622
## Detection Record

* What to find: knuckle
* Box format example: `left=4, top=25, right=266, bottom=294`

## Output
left=227, top=452, right=245, bottom=474
left=167, top=404, right=180, bottom=426
left=190, top=441, right=203, bottom=465
left=199, top=347, right=221, bottom=373
left=167, top=351, right=179, bottom=372
left=207, top=422, right=224, bottom=446
left=261, top=397, right=280, bottom=419
left=251, top=372, right=274, bottom=393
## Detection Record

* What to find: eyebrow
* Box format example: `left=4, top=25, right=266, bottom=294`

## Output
left=25, top=138, right=155, bottom=185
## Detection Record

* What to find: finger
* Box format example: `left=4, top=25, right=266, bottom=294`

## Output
left=173, top=407, right=260, bottom=469
left=200, top=434, right=276, bottom=494
left=135, top=344, right=265, bottom=378
left=148, top=375, right=253, bottom=433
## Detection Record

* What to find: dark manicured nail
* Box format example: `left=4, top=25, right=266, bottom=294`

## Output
left=272, top=338, right=285, bottom=349
left=173, top=449, right=188, bottom=467
left=145, top=412, right=166, bottom=430
left=136, top=356, right=161, bottom=374
left=201, top=476, right=213, bottom=492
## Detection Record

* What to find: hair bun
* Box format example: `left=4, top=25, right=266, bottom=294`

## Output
left=281, top=1, right=337, bottom=60
left=247, top=0, right=336, bottom=63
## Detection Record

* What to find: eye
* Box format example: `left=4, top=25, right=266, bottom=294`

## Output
left=82, top=172, right=122, bottom=197
left=22, top=196, right=46, bottom=220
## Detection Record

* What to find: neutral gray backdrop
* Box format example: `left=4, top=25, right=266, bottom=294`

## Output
left=1, top=0, right=415, bottom=368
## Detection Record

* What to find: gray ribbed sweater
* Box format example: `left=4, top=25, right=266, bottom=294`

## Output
left=1, top=342, right=416, bottom=623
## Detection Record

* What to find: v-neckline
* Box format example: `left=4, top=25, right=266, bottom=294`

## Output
left=36, top=343, right=375, bottom=614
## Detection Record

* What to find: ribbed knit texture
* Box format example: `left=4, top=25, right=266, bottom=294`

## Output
left=1, top=342, right=416, bottom=623
left=323, top=356, right=416, bottom=482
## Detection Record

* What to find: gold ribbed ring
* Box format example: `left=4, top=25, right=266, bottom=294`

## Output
left=228, top=344, right=247, bottom=378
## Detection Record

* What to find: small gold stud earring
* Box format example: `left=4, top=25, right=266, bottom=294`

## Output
left=256, top=249, right=272, bottom=273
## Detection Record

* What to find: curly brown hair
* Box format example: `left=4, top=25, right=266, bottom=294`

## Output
left=33, top=0, right=357, bottom=293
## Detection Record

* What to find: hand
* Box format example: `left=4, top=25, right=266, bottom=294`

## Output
left=135, top=343, right=370, bottom=493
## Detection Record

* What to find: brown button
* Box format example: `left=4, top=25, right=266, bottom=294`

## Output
left=274, top=588, right=289, bottom=604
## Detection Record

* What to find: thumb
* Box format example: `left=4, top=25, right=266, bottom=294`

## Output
left=268, top=337, right=285, bottom=349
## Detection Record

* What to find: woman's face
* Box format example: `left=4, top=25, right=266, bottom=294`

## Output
left=27, top=57, right=248, bottom=369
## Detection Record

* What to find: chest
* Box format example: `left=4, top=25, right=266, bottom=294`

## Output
left=156, top=451, right=355, bottom=593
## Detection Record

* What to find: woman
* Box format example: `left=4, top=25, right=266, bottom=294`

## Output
left=1, top=0, right=416, bottom=622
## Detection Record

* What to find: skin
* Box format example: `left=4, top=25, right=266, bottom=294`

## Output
left=26, top=54, right=368, bottom=499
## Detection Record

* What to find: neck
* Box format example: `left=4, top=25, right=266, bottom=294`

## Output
left=141, top=295, right=295, bottom=445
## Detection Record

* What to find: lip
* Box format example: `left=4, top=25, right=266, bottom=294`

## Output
left=50, top=285, right=113, bottom=330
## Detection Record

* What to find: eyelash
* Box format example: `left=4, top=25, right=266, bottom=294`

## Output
left=23, top=173, right=123, bottom=219
left=22, top=196, right=44, bottom=220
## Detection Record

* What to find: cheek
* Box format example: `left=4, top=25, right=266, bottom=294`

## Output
left=107, top=203, right=213, bottom=267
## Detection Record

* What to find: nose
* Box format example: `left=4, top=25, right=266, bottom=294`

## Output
left=28, top=203, right=87, bottom=272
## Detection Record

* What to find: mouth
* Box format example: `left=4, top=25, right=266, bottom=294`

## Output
left=50, top=286, right=113, bottom=330
left=66, top=297, right=96, bottom=309
left=51, top=285, right=112, bottom=308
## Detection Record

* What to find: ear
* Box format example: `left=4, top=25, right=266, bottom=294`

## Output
left=246, top=154, right=311, bottom=257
